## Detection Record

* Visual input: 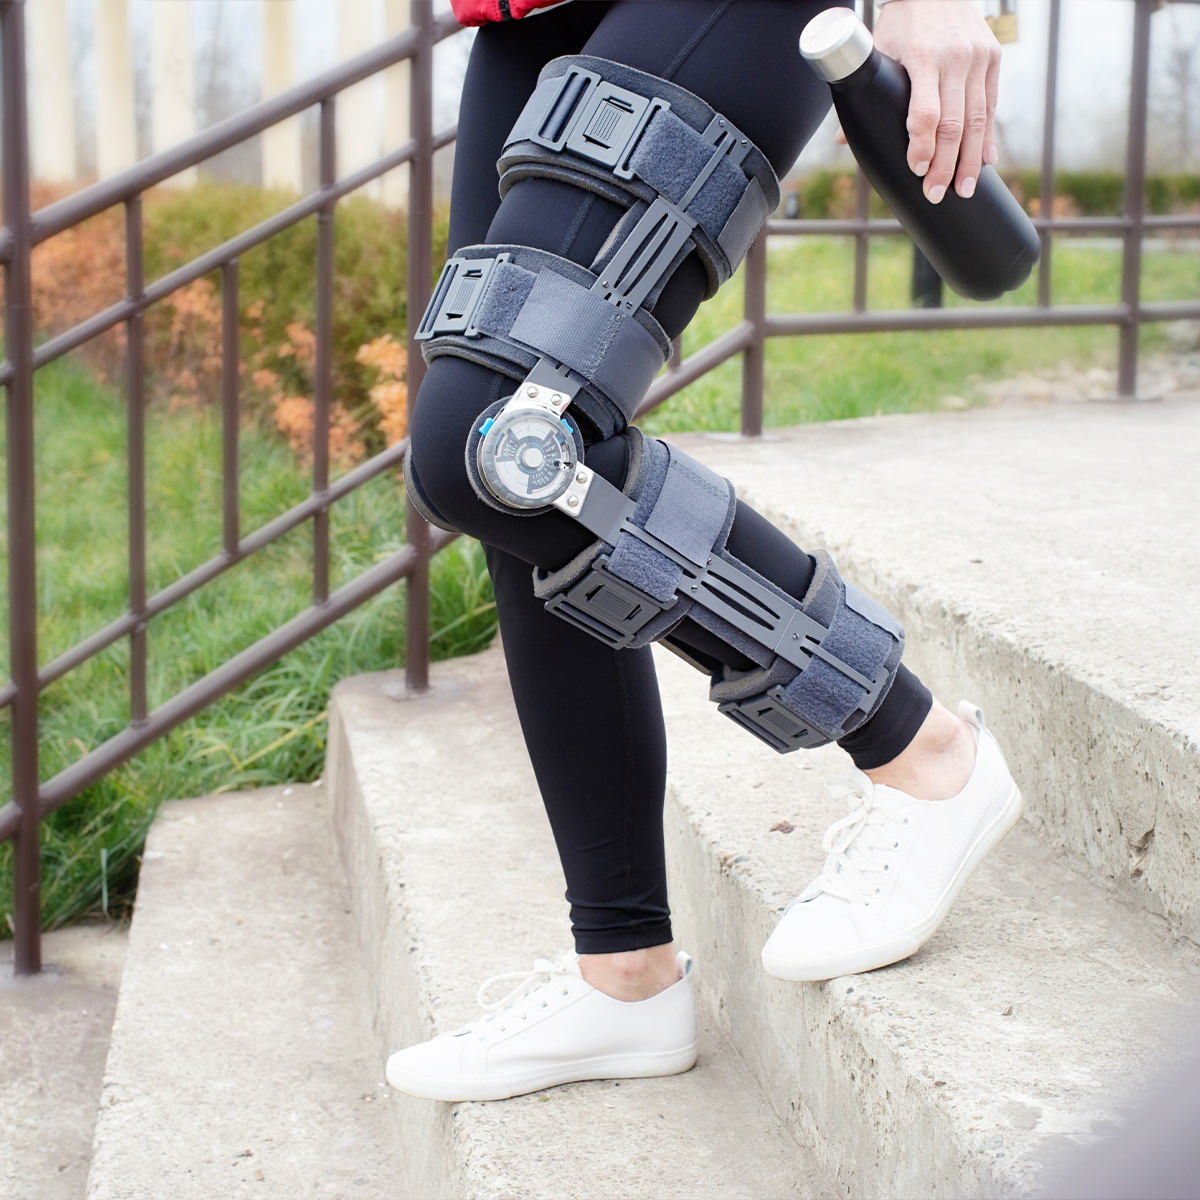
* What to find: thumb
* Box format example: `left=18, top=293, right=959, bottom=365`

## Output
left=834, top=124, right=847, bottom=145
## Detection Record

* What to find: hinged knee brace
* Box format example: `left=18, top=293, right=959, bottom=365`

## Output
left=529, top=428, right=905, bottom=753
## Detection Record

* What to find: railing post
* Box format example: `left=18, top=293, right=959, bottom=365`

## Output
left=126, top=197, right=148, bottom=725
left=1118, top=0, right=1153, bottom=401
left=2, top=0, right=43, bottom=975
left=1037, top=0, right=1061, bottom=309
left=404, top=1, right=435, bottom=692
left=313, top=99, right=336, bottom=604
left=741, top=227, right=767, bottom=438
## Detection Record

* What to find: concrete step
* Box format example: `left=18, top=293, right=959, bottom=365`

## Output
left=1, top=923, right=127, bottom=1200
left=328, top=644, right=1200, bottom=1199
left=653, top=643, right=1200, bottom=1199
left=666, top=393, right=1200, bottom=940
left=327, top=659, right=836, bottom=1200
left=84, top=784, right=405, bottom=1200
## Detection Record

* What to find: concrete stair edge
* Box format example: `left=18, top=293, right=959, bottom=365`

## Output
left=327, top=662, right=837, bottom=1200
left=751, top=498, right=1200, bottom=945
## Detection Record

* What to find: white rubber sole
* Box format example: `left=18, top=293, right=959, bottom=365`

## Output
left=386, top=1041, right=700, bottom=1102
left=761, top=780, right=1024, bottom=983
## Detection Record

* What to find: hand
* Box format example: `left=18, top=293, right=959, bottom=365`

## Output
left=834, top=0, right=1002, bottom=204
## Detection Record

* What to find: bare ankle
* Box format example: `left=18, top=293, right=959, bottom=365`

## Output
left=863, top=700, right=976, bottom=802
left=579, top=943, right=680, bottom=1001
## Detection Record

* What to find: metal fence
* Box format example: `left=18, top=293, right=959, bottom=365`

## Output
left=4, top=0, right=1198, bottom=975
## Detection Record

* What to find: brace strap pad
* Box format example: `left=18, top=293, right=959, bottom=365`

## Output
left=532, top=429, right=905, bottom=752
left=499, top=55, right=779, bottom=297
left=415, top=244, right=671, bottom=440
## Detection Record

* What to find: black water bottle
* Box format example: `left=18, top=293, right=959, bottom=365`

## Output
left=799, top=8, right=1039, bottom=301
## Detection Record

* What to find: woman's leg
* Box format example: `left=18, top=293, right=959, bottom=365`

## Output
left=410, top=0, right=941, bottom=973
left=443, top=5, right=676, bottom=958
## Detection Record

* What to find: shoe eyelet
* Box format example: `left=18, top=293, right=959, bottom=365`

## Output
left=561, top=989, right=569, bottom=997
left=892, top=840, right=900, bottom=850
left=882, top=863, right=891, bottom=874
left=901, top=817, right=911, bottom=827
left=874, top=886, right=882, bottom=895
left=519, top=1013, right=528, bottom=1021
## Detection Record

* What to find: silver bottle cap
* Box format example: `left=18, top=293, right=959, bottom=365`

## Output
left=799, top=9, right=874, bottom=84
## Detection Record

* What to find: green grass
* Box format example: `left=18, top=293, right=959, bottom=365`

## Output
left=640, top=237, right=1197, bottom=436
left=3, top=235, right=1196, bottom=936
left=0, top=361, right=498, bottom=935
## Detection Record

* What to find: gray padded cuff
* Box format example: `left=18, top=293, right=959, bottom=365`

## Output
left=706, top=550, right=905, bottom=745
left=533, top=429, right=905, bottom=753
left=499, top=54, right=780, bottom=297
left=401, top=442, right=463, bottom=535
left=421, top=244, right=671, bottom=440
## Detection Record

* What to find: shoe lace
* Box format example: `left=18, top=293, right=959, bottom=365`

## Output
left=789, top=771, right=909, bottom=907
left=455, top=954, right=579, bottom=1040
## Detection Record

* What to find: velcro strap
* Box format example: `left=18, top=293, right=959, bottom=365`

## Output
left=470, top=261, right=666, bottom=423
left=771, top=561, right=899, bottom=740
left=626, top=111, right=749, bottom=259
left=500, top=56, right=780, bottom=290
left=605, top=441, right=733, bottom=604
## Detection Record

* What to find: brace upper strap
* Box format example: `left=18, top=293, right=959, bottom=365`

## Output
left=499, top=55, right=779, bottom=297
left=416, top=244, right=671, bottom=438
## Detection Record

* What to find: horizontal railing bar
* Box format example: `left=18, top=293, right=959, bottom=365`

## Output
left=766, top=215, right=1139, bottom=238
left=24, top=438, right=412, bottom=697
left=21, top=124, right=458, bottom=379
left=1139, top=300, right=1200, bottom=321
left=30, top=9, right=461, bottom=244
left=637, top=320, right=756, bottom=416
left=8, top=526, right=460, bottom=827
left=765, top=304, right=1130, bottom=336
left=1142, top=214, right=1200, bottom=230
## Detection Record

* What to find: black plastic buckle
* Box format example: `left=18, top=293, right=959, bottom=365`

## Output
left=414, top=253, right=510, bottom=342
left=531, top=69, right=667, bottom=180
left=543, top=555, right=674, bottom=649
left=717, top=686, right=832, bottom=754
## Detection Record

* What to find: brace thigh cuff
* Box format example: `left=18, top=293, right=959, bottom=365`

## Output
left=499, top=54, right=781, bottom=297
left=415, top=244, right=672, bottom=440
left=532, top=429, right=905, bottom=752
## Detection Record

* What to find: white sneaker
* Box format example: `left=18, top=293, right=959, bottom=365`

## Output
left=761, top=701, right=1023, bottom=982
left=385, top=950, right=699, bottom=1101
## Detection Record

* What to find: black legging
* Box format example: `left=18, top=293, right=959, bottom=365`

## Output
left=407, top=0, right=933, bottom=954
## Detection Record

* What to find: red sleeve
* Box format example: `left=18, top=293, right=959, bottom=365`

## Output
left=450, top=0, right=503, bottom=27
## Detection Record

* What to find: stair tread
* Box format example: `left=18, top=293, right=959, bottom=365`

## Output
left=666, top=397, right=1200, bottom=936
left=654, top=642, right=1200, bottom=1197
left=331, top=656, right=835, bottom=1200
left=85, top=785, right=404, bottom=1199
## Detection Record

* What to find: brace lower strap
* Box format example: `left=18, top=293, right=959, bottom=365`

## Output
left=532, top=429, right=905, bottom=752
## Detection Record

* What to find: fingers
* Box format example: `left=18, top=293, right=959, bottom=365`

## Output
left=953, top=42, right=992, bottom=198
left=983, top=37, right=1001, bottom=166
left=834, top=124, right=847, bottom=146
left=905, top=57, right=941, bottom=179
left=922, top=45, right=968, bottom=204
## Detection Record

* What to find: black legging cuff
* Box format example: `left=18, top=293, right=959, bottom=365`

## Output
left=837, top=663, right=933, bottom=771
left=573, top=920, right=675, bottom=956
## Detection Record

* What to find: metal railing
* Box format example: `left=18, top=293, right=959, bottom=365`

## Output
left=0, top=0, right=463, bottom=974
left=4, top=0, right=1197, bottom=975
left=637, top=0, right=1200, bottom=432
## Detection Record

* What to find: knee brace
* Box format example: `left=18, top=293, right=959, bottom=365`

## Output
left=408, top=54, right=780, bottom=447
left=522, top=427, right=904, bottom=752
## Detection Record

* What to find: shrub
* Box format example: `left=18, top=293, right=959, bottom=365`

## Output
left=17, top=179, right=450, bottom=456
